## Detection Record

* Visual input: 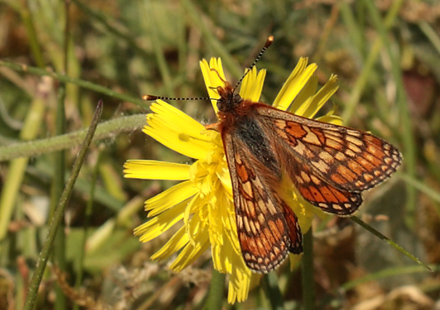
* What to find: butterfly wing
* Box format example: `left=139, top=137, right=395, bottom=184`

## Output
left=222, top=130, right=302, bottom=273
left=256, top=105, right=402, bottom=215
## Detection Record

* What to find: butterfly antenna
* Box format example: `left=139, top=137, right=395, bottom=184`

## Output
left=233, top=35, right=274, bottom=92
left=143, top=95, right=209, bottom=101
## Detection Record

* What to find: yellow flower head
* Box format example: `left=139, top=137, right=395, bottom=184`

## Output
left=124, top=57, right=340, bottom=303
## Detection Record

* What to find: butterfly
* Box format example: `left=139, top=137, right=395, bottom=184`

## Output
left=204, top=36, right=402, bottom=273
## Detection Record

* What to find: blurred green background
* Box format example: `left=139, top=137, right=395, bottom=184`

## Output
left=0, top=0, right=439, bottom=309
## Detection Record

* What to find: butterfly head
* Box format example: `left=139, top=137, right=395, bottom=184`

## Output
left=216, top=83, right=243, bottom=113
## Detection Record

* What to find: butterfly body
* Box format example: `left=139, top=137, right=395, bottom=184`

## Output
left=208, top=82, right=402, bottom=273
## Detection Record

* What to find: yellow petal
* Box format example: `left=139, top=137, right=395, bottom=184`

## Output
left=316, top=114, right=343, bottom=125
left=145, top=181, right=197, bottom=217
left=200, top=58, right=227, bottom=112
left=290, top=75, right=318, bottom=115
left=170, top=225, right=210, bottom=271
left=239, top=67, right=266, bottom=102
left=300, top=74, right=339, bottom=118
left=227, top=255, right=252, bottom=303
left=145, top=101, right=213, bottom=159
left=149, top=100, right=208, bottom=139
left=273, top=58, right=317, bottom=110
left=151, top=225, right=189, bottom=261
left=124, top=160, right=190, bottom=180
left=134, top=200, right=187, bottom=243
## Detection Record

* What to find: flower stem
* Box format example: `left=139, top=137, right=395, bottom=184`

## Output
left=301, top=228, right=315, bottom=310
left=206, top=269, right=225, bottom=310
left=261, top=272, right=284, bottom=310
left=23, top=101, right=102, bottom=310
left=0, top=114, right=146, bottom=161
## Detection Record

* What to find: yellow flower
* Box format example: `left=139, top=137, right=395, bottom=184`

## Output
left=124, top=57, right=340, bottom=303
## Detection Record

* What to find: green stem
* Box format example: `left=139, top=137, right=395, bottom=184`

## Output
left=205, top=269, right=225, bottom=310
left=0, top=114, right=146, bottom=161
left=20, top=0, right=45, bottom=68
left=23, top=101, right=102, bottom=310
left=301, top=228, right=315, bottom=310
left=261, top=272, right=284, bottom=310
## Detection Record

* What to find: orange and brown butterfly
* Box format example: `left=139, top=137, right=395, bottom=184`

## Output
left=203, top=36, right=402, bottom=273
left=144, top=36, right=402, bottom=274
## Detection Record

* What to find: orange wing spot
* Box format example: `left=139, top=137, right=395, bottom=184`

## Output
left=246, top=237, right=258, bottom=254
left=328, top=186, right=349, bottom=203
left=246, top=200, right=257, bottom=218
left=310, top=127, right=327, bottom=145
left=348, top=160, right=366, bottom=175
left=269, top=220, right=282, bottom=240
left=331, top=173, right=348, bottom=185
left=365, top=153, right=378, bottom=164
left=299, top=186, right=315, bottom=202
left=356, top=156, right=376, bottom=170
left=309, top=186, right=326, bottom=202
left=366, top=144, right=385, bottom=158
left=318, top=185, right=339, bottom=203
left=257, top=235, right=269, bottom=254
left=236, top=162, right=249, bottom=182
left=364, top=134, right=383, bottom=147
left=326, top=138, right=342, bottom=149
left=346, top=135, right=364, bottom=146
left=275, top=218, right=285, bottom=234
left=262, top=227, right=276, bottom=245
left=337, top=165, right=357, bottom=182
left=285, top=121, right=307, bottom=139
left=347, top=143, right=362, bottom=154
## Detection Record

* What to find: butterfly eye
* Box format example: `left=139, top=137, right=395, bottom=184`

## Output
left=233, top=93, right=242, bottom=105
left=217, top=98, right=225, bottom=111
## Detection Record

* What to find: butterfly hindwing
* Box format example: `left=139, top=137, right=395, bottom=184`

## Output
left=287, top=157, right=363, bottom=215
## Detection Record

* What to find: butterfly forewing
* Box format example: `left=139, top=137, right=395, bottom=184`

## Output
left=256, top=105, right=402, bottom=193
left=222, top=131, right=302, bottom=273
